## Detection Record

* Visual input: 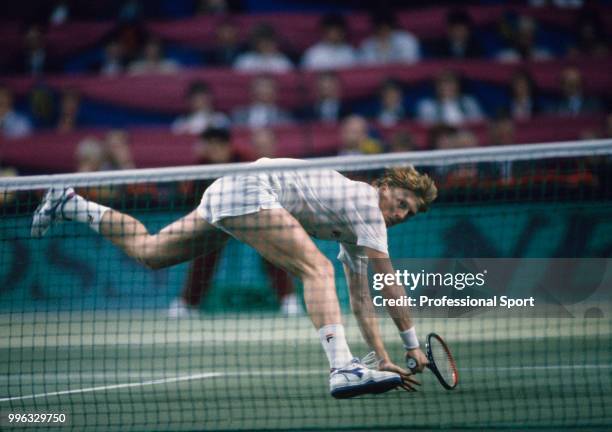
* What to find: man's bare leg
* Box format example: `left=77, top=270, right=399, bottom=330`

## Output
left=32, top=188, right=229, bottom=268
left=218, top=208, right=340, bottom=328
left=218, top=208, right=358, bottom=371
left=99, top=209, right=229, bottom=270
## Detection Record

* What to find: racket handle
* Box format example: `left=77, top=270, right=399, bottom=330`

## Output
left=405, top=355, right=418, bottom=374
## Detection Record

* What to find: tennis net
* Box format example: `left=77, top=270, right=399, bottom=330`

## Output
left=1, top=139, right=611, bottom=431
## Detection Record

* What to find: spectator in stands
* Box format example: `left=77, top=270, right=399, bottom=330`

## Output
left=496, top=15, right=553, bottom=62
left=100, top=40, right=126, bottom=76
left=428, top=124, right=457, bottom=179
left=359, top=10, right=420, bottom=65
left=169, top=127, right=302, bottom=318
left=105, top=129, right=135, bottom=169
left=417, top=70, right=483, bottom=126
left=172, top=81, right=229, bottom=135
left=553, top=66, right=602, bottom=116
left=114, top=22, right=144, bottom=65
left=0, top=86, right=32, bottom=138
left=377, top=79, right=407, bottom=127
left=207, top=19, right=245, bottom=66
left=428, top=124, right=457, bottom=150
left=389, top=130, right=417, bottom=153
left=29, top=86, right=55, bottom=128
left=455, top=129, right=479, bottom=149
left=430, top=127, right=479, bottom=183
left=450, top=130, right=479, bottom=181
left=232, top=76, right=293, bottom=128
left=119, top=0, right=142, bottom=22
left=306, top=72, right=349, bottom=123
left=428, top=9, right=483, bottom=59
left=75, top=134, right=135, bottom=201
left=338, top=115, right=384, bottom=155
left=567, top=10, right=609, bottom=59
left=49, top=0, right=70, bottom=26
left=251, top=127, right=277, bottom=157
left=233, top=23, right=293, bottom=73
left=488, top=116, right=515, bottom=181
left=508, top=70, right=539, bottom=120
left=197, top=0, right=230, bottom=15
left=76, top=132, right=136, bottom=172
left=21, top=25, right=49, bottom=76
left=128, top=38, right=179, bottom=75
left=488, top=116, right=516, bottom=146
left=192, top=127, right=240, bottom=164
left=56, top=88, right=82, bottom=132
left=301, top=14, right=357, bottom=70
left=75, top=137, right=107, bottom=173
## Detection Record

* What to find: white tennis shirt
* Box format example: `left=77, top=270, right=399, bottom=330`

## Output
left=224, top=158, right=389, bottom=273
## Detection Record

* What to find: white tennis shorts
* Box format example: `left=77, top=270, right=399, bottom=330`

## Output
left=197, top=172, right=283, bottom=227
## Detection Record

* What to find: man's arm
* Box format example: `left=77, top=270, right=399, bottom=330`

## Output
left=365, top=248, right=428, bottom=372
left=366, top=248, right=413, bottom=331
left=343, top=262, right=420, bottom=389
left=342, top=262, right=389, bottom=362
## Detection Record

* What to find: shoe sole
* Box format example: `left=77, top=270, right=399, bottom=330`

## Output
left=330, top=376, right=401, bottom=399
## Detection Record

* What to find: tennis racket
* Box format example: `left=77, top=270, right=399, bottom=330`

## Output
left=406, top=332, right=458, bottom=390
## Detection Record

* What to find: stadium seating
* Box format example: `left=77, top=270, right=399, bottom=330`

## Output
left=0, top=4, right=610, bottom=173
left=1, top=5, right=611, bottom=66
left=4, top=60, right=612, bottom=113
left=2, top=115, right=605, bottom=173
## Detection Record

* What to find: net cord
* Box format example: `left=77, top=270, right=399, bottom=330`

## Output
left=2, top=139, right=611, bottom=191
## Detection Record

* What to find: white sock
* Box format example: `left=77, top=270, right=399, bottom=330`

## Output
left=318, top=324, right=354, bottom=369
left=61, top=194, right=110, bottom=233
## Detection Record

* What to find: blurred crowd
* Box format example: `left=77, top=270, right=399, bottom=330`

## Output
left=5, top=1, right=611, bottom=75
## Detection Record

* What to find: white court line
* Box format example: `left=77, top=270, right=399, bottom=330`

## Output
left=0, top=370, right=323, bottom=403
left=0, top=372, right=221, bottom=403
left=2, top=364, right=611, bottom=403
left=466, top=364, right=612, bottom=372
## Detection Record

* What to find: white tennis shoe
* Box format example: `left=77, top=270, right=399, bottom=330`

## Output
left=329, top=355, right=401, bottom=399
left=31, top=187, right=75, bottom=238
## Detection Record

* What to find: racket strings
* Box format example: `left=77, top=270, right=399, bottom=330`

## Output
left=431, top=340, right=457, bottom=385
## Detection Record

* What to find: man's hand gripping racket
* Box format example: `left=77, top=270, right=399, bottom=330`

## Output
left=406, top=333, right=459, bottom=390
left=378, top=357, right=422, bottom=392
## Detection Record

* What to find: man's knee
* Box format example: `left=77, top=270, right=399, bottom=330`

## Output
left=140, top=256, right=165, bottom=270
left=300, top=255, right=334, bottom=282
left=135, top=237, right=165, bottom=270
left=137, top=252, right=164, bottom=270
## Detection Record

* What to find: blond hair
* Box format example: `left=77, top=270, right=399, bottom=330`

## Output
left=374, top=166, right=438, bottom=212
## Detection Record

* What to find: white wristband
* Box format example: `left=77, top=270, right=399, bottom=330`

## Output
left=400, top=327, right=419, bottom=350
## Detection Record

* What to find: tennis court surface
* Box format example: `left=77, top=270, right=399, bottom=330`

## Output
left=2, top=312, right=611, bottom=431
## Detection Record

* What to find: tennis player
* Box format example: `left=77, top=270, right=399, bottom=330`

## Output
left=31, top=157, right=436, bottom=398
